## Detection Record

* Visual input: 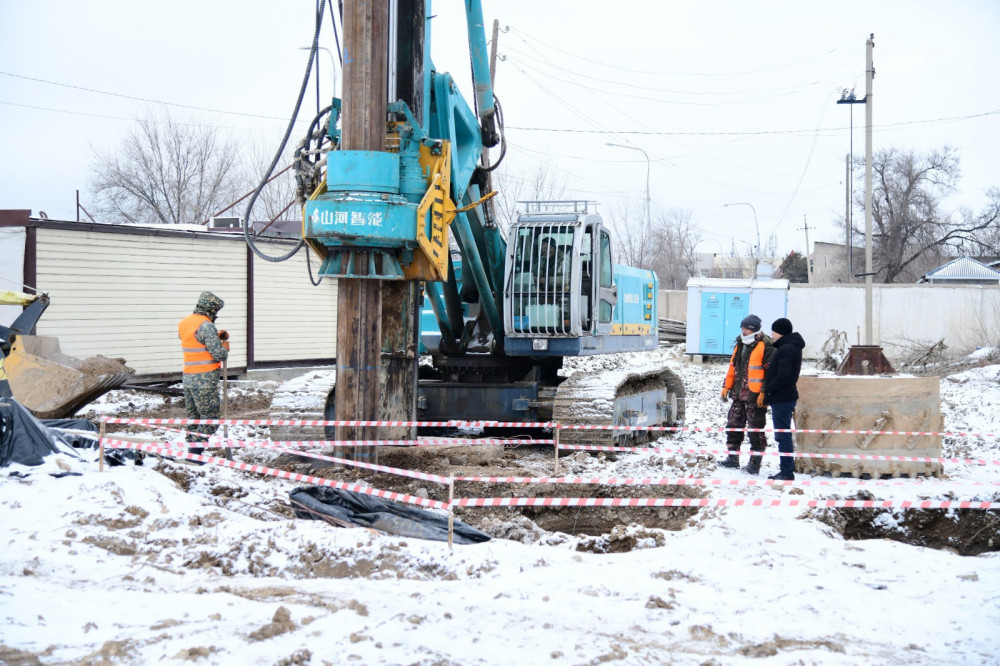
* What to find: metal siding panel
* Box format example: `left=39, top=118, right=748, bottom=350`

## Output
left=252, top=251, right=338, bottom=362
left=33, top=228, right=247, bottom=375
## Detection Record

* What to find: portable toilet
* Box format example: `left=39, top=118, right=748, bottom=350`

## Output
left=685, top=278, right=789, bottom=355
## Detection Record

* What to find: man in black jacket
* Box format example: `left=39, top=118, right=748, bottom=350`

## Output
left=759, top=318, right=805, bottom=480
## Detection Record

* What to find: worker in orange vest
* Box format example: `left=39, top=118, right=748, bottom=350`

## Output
left=718, top=314, right=774, bottom=474
left=178, top=291, right=230, bottom=457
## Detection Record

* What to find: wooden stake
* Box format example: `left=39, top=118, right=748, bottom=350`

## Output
left=222, top=359, right=232, bottom=461
left=99, top=422, right=106, bottom=472
left=447, top=481, right=455, bottom=552
left=553, top=425, right=561, bottom=475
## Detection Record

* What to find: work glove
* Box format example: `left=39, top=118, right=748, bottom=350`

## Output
left=720, top=388, right=729, bottom=402
left=218, top=329, right=230, bottom=352
left=221, top=340, right=231, bottom=352
left=756, top=392, right=765, bottom=408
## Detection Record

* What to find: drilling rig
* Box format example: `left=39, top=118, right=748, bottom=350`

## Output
left=249, top=1, right=684, bottom=456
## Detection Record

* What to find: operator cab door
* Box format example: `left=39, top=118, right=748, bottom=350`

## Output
left=594, top=225, right=616, bottom=335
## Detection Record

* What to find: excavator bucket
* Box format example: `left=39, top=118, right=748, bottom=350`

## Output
left=794, top=376, right=943, bottom=478
left=3, top=335, right=135, bottom=419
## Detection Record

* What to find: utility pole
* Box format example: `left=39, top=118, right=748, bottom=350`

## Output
left=844, top=153, right=852, bottom=282
left=863, top=33, right=875, bottom=346
left=799, top=215, right=813, bottom=283
left=337, top=0, right=389, bottom=461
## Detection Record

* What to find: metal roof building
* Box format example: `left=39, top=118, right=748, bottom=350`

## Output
left=918, top=256, right=1000, bottom=285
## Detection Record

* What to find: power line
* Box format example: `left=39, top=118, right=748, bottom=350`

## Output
left=506, top=26, right=855, bottom=77
left=501, top=52, right=853, bottom=106
left=506, top=108, right=1000, bottom=137
left=0, top=70, right=293, bottom=121
left=0, top=99, right=289, bottom=131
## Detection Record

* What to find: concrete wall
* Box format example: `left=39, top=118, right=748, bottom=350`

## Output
left=671, top=281, right=1000, bottom=361
left=658, top=290, right=687, bottom=321
left=788, top=284, right=1000, bottom=360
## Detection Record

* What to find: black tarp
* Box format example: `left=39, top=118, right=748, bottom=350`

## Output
left=0, top=398, right=133, bottom=470
left=0, top=397, right=86, bottom=467
left=289, top=486, right=490, bottom=545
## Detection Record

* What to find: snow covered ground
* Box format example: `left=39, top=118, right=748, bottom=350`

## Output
left=2, top=348, right=999, bottom=665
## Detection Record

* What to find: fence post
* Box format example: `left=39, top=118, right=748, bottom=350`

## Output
left=447, top=480, right=455, bottom=551
left=99, top=421, right=106, bottom=472
left=553, top=424, right=560, bottom=475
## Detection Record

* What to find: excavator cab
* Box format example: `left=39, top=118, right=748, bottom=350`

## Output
left=0, top=291, right=134, bottom=418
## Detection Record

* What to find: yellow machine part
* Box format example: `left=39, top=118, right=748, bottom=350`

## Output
left=795, top=376, right=943, bottom=478
left=0, top=290, right=37, bottom=306
left=4, top=335, right=135, bottom=419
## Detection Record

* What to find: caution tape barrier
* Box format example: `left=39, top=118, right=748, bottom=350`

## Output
left=101, top=440, right=449, bottom=510
left=450, top=474, right=1000, bottom=488
left=99, top=416, right=1000, bottom=440
left=451, top=497, right=1000, bottom=509
left=103, top=438, right=452, bottom=485
left=147, top=424, right=549, bottom=448
left=557, top=443, right=1000, bottom=466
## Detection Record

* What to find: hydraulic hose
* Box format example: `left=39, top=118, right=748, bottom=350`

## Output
left=244, top=0, right=326, bottom=263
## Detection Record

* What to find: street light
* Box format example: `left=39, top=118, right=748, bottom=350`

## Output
left=607, top=142, right=651, bottom=267
left=298, top=46, right=339, bottom=91
left=722, top=202, right=761, bottom=279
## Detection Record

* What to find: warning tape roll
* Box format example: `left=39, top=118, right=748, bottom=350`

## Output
left=101, top=440, right=449, bottom=509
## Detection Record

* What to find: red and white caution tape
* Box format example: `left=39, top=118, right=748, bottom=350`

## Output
left=450, top=474, right=1000, bottom=488
left=98, top=416, right=1000, bottom=440
left=134, top=424, right=548, bottom=449
left=101, top=439, right=449, bottom=509
left=558, top=443, right=1000, bottom=466
left=100, top=417, right=554, bottom=429
left=451, top=497, right=1000, bottom=509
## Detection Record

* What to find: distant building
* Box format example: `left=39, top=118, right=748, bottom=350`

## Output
left=811, top=241, right=863, bottom=284
left=919, top=256, right=1000, bottom=285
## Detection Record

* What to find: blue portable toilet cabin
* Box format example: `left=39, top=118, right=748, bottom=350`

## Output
left=685, top=278, right=789, bottom=355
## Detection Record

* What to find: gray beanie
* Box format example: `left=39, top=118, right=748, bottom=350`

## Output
left=740, top=314, right=762, bottom=332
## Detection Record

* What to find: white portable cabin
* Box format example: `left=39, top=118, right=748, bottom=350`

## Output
left=685, top=277, right=789, bottom=355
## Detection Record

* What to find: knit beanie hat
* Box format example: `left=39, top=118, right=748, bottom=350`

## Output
left=771, top=317, right=793, bottom=335
left=739, top=314, right=762, bottom=332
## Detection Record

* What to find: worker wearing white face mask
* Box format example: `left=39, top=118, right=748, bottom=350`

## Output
left=718, top=314, right=775, bottom=475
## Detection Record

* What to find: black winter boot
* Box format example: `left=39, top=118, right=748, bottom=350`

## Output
left=718, top=454, right=740, bottom=469
left=742, top=455, right=762, bottom=475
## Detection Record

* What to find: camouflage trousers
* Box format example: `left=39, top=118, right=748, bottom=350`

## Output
left=182, top=370, right=220, bottom=452
left=725, top=398, right=767, bottom=453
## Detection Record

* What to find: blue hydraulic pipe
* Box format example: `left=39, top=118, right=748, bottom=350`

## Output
left=464, top=0, right=499, bottom=147
left=450, top=207, right=502, bottom=336
left=424, top=281, right=457, bottom=349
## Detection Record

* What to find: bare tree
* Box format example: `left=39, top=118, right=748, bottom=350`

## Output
left=856, top=146, right=1000, bottom=282
left=647, top=207, right=701, bottom=289
left=956, top=188, right=1000, bottom=258
left=91, top=112, right=240, bottom=225
left=490, top=160, right=567, bottom=233
left=237, top=135, right=298, bottom=222
left=605, top=203, right=702, bottom=286
left=603, top=200, right=645, bottom=266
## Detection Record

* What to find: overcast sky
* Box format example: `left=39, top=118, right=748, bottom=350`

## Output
left=2, top=1, right=998, bottom=258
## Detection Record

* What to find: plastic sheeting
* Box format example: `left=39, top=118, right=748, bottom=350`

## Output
left=289, top=486, right=491, bottom=545
left=0, top=397, right=90, bottom=467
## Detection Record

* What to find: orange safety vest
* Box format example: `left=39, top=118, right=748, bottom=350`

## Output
left=178, top=314, right=220, bottom=373
left=723, top=339, right=766, bottom=394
